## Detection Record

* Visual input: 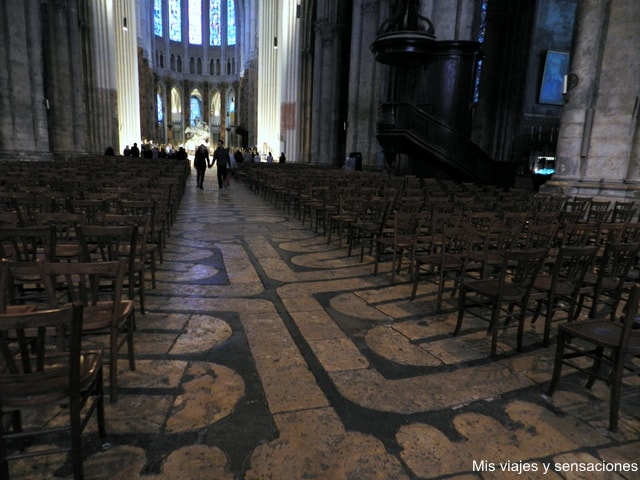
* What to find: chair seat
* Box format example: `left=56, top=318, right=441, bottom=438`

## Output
left=559, top=320, right=639, bottom=348
left=465, top=279, right=527, bottom=302
left=415, top=252, right=464, bottom=268
left=532, top=275, right=575, bottom=296
left=0, top=350, right=102, bottom=407
left=66, top=300, right=134, bottom=331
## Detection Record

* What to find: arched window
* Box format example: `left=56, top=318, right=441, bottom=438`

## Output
left=209, top=0, right=221, bottom=46
left=211, top=91, right=221, bottom=127
left=177, top=55, right=183, bottom=72
left=157, top=89, right=164, bottom=124
left=227, top=0, right=236, bottom=46
left=190, top=90, right=203, bottom=127
left=189, top=0, right=202, bottom=45
left=169, top=0, right=181, bottom=42
left=153, top=0, right=162, bottom=36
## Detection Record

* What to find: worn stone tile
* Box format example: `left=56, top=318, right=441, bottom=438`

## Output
left=169, top=314, right=232, bottom=354
left=245, top=408, right=408, bottom=480
left=365, top=325, right=443, bottom=367
left=308, top=337, right=370, bottom=371
left=165, top=362, right=245, bottom=433
left=329, top=292, right=389, bottom=321
left=118, top=359, right=188, bottom=389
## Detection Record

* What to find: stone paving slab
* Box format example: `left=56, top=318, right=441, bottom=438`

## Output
left=8, top=172, right=640, bottom=479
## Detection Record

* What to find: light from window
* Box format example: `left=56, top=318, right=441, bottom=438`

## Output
left=154, top=0, right=162, bottom=36
left=189, top=0, right=202, bottom=44
left=210, top=0, right=221, bottom=46
left=157, top=93, right=164, bottom=123
left=227, top=0, right=236, bottom=46
left=190, top=96, right=203, bottom=126
left=473, top=0, right=489, bottom=104
left=169, top=0, right=181, bottom=42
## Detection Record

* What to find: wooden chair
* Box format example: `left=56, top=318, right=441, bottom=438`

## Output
left=546, top=283, right=640, bottom=432
left=35, top=212, right=86, bottom=261
left=410, top=226, right=478, bottom=313
left=0, top=226, right=57, bottom=306
left=455, top=248, right=548, bottom=356
left=0, top=303, right=106, bottom=479
left=529, top=245, right=599, bottom=347
left=373, top=212, right=424, bottom=283
left=78, top=224, right=143, bottom=315
left=575, top=242, right=640, bottom=321
left=39, top=259, right=134, bottom=403
left=347, top=197, right=391, bottom=262
left=102, top=212, right=156, bottom=300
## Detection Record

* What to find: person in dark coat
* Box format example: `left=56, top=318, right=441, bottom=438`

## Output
left=213, top=140, right=231, bottom=188
left=194, top=144, right=210, bottom=189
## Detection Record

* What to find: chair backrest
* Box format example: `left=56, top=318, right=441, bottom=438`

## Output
left=101, top=213, right=150, bottom=258
left=0, top=304, right=83, bottom=406
left=36, top=212, right=85, bottom=243
left=78, top=224, right=138, bottom=264
left=547, top=245, right=599, bottom=291
left=0, top=225, right=57, bottom=262
left=41, top=259, right=125, bottom=304
left=500, top=248, right=548, bottom=293
left=618, top=283, right=640, bottom=355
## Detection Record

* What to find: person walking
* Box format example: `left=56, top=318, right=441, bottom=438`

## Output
left=213, top=140, right=231, bottom=188
left=194, top=144, right=210, bottom=189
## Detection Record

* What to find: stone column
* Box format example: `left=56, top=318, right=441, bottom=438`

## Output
left=310, top=10, right=347, bottom=166
left=86, top=0, right=119, bottom=154
left=42, top=0, right=89, bottom=156
left=0, top=0, right=50, bottom=159
left=346, top=0, right=385, bottom=168
left=552, top=0, right=610, bottom=185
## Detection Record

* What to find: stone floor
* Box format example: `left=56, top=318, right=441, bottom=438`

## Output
left=9, top=167, right=640, bottom=479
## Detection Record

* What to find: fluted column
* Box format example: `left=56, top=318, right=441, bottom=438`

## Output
left=86, top=0, right=119, bottom=153
left=257, top=0, right=279, bottom=155
left=115, top=0, right=141, bottom=150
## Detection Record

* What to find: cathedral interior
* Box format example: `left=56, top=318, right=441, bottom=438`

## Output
left=1, top=1, right=640, bottom=479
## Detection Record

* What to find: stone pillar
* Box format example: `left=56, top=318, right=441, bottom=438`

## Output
left=311, top=10, right=347, bottom=166
left=115, top=0, right=142, bottom=152
left=0, top=1, right=50, bottom=159
left=551, top=0, right=609, bottom=185
left=42, top=0, right=89, bottom=156
left=345, top=0, right=385, bottom=168
left=86, top=0, right=119, bottom=154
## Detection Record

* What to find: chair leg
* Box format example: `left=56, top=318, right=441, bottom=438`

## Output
left=489, top=300, right=501, bottom=357
left=608, top=348, right=625, bottom=432
left=585, top=346, right=604, bottom=389
left=96, top=368, right=107, bottom=438
left=69, top=396, right=84, bottom=480
left=546, top=331, right=566, bottom=396
left=453, top=287, right=466, bottom=336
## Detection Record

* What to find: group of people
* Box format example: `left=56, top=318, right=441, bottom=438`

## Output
left=121, top=142, right=188, bottom=161
left=194, top=142, right=287, bottom=189
left=194, top=141, right=237, bottom=189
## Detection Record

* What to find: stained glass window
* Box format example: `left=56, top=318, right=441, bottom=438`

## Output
left=157, top=93, right=164, bottom=123
left=227, top=0, right=236, bottom=46
left=153, top=0, right=162, bottom=36
left=189, top=0, right=202, bottom=44
left=473, top=0, right=489, bottom=104
left=190, top=95, right=203, bottom=126
left=169, top=0, right=181, bottom=42
left=209, top=0, right=221, bottom=46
